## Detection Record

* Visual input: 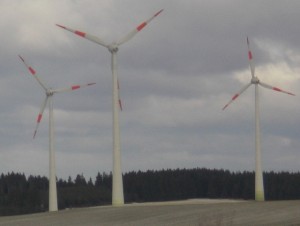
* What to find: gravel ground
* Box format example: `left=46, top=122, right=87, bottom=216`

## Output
left=0, top=199, right=299, bottom=226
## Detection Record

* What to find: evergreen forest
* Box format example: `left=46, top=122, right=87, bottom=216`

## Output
left=0, top=168, right=299, bottom=216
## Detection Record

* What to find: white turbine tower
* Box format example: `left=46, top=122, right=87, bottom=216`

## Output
left=56, top=9, right=163, bottom=206
left=19, top=55, right=95, bottom=211
left=223, top=38, right=295, bottom=201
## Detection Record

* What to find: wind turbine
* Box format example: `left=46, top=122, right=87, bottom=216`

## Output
left=223, top=38, right=295, bottom=201
left=19, top=55, right=95, bottom=211
left=56, top=9, right=163, bottom=206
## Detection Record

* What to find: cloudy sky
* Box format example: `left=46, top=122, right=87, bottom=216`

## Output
left=0, top=0, right=299, bottom=180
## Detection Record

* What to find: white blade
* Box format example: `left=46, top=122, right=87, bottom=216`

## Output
left=259, top=81, right=295, bottom=96
left=56, top=24, right=109, bottom=48
left=33, top=96, right=49, bottom=139
left=117, top=79, right=122, bottom=111
left=52, top=82, right=96, bottom=93
left=116, top=9, right=163, bottom=46
left=19, top=55, right=48, bottom=91
left=247, top=37, right=255, bottom=78
left=223, top=82, right=252, bottom=110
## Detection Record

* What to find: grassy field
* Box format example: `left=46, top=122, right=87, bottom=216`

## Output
left=0, top=199, right=299, bottom=226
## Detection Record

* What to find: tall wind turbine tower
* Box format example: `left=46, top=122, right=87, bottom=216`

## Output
left=19, top=56, right=95, bottom=211
left=223, top=38, right=295, bottom=201
left=56, top=9, right=163, bottom=206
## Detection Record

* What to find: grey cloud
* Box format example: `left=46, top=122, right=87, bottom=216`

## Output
left=0, top=0, right=299, bottom=179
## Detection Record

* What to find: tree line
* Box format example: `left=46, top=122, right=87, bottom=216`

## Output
left=0, top=168, right=299, bottom=216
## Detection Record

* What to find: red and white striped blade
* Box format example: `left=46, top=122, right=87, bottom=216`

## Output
left=223, top=83, right=252, bottom=110
left=18, top=55, right=48, bottom=91
left=259, top=81, right=295, bottom=96
left=117, top=79, right=122, bottom=111
left=33, top=96, right=49, bottom=139
left=247, top=37, right=255, bottom=78
left=116, top=9, right=163, bottom=46
left=52, top=82, right=96, bottom=93
left=56, top=24, right=109, bottom=48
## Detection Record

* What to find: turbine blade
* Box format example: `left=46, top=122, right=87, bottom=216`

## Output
left=117, top=79, right=122, bottom=111
left=116, top=9, right=163, bottom=46
left=56, top=24, right=109, bottom=48
left=33, top=96, right=49, bottom=139
left=18, top=55, right=48, bottom=91
left=223, top=83, right=252, bottom=110
left=52, top=82, right=96, bottom=93
left=247, top=37, right=255, bottom=78
left=259, top=81, right=295, bottom=96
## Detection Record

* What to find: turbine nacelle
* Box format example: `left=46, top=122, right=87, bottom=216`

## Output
left=46, top=89, right=55, bottom=96
left=108, top=44, right=119, bottom=53
left=251, top=77, right=260, bottom=84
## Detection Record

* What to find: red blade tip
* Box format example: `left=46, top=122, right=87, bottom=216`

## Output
left=71, top=85, right=80, bottom=90
left=137, top=22, right=147, bottom=31
left=37, top=114, right=42, bottom=123
left=232, top=94, right=239, bottom=100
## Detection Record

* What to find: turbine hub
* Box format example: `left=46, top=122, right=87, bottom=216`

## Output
left=251, top=77, right=259, bottom=84
left=108, top=44, right=119, bottom=53
left=46, top=89, right=54, bottom=96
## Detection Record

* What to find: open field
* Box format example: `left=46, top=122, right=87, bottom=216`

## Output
left=0, top=199, right=299, bottom=226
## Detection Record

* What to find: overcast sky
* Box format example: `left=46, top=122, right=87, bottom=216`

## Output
left=0, top=0, right=299, bottom=180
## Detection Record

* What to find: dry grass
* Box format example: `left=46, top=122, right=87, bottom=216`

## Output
left=0, top=199, right=299, bottom=226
